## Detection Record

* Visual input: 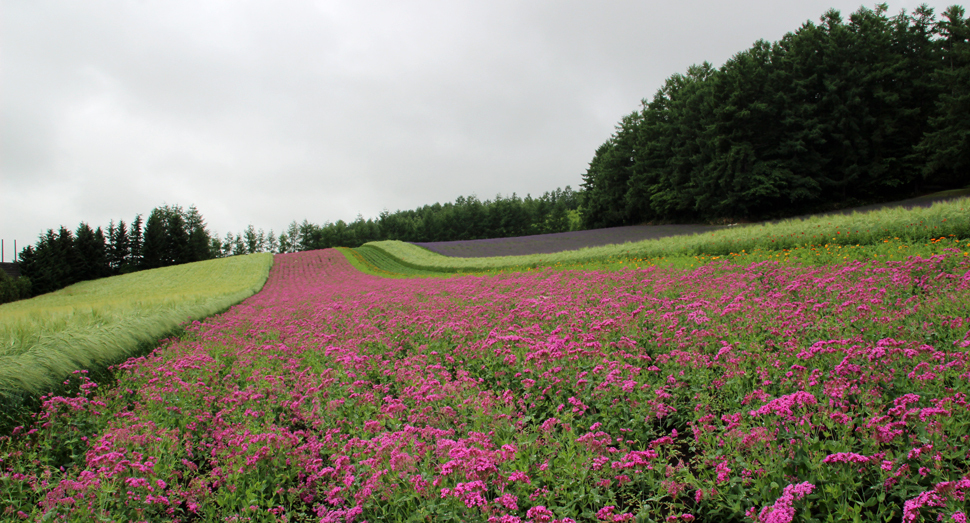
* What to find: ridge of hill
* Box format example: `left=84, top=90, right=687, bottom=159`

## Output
left=413, top=189, right=970, bottom=258
left=353, top=195, right=970, bottom=274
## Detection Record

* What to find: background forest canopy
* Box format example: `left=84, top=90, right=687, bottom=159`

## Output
left=581, top=3, right=970, bottom=229
left=10, top=188, right=582, bottom=301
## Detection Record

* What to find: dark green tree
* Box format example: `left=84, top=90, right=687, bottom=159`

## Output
left=129, top=215, right=143, bottom=268
left=243, top=225, right=260, bottom=254
left=919, top=5, right=970, bottom=183
left=72, top=223, right=109, bottom=281
left=581, top=111, right=642, bottom=228
left=278, top=232, right=292, bottom=254
left=184, top=205, right=212, bottom=262
left=164, top=206, right=189, bottom=265
left=586, top=4, right=962, bottom=226
left=0, top=271, right=31, bottom=305
left=140, top=209, right=168, bottom=269
left=108, top=219, right=131, bottom=273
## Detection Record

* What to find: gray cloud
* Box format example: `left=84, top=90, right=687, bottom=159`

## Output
left=1, top=0, right=953, bottom=257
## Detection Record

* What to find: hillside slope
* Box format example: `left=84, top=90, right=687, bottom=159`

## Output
left=415, top=189, right=970, bottom=258
left=0, top=253, right=273, bottom=419
left=359, top=196, right=970, bottom=273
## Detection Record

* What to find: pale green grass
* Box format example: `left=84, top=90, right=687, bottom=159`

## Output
left=0, top=253, right=273, bottom=397
left=364, top=197, right=970, bottom=272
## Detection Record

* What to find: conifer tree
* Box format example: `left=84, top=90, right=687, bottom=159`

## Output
left=163, top=205, right=189, bottom=265
left=141, top=209, right=168, bottom=269
left=232, top=233, right=246, bottom=256
left=244, top=225, right=260, bottom=254
left=185, top=205, right=212, bottom=263
left=278, top=233, right=291, bottom=254
left=266, top=230, right=279, bottom=253
left=222, top=232, right=235, bottom=257
left=129, top=215, right=143, bottom=268
left=209, top=234, right=224, bottom=258
left=112, top=219, right=130, bottom=273
left=106, top=220, right=117, bottom=268
left=919, top=6, right=970, bottom=183
left=581, top=4, right=965, bottom=226
left=72, top=223, right=108, bottom=281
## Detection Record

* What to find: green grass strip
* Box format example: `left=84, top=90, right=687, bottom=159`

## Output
left=0, top=253, right=273, bottom=402
left=337, top=246, right=446, bottom=278
left=360, top=197, right=970, bottom=273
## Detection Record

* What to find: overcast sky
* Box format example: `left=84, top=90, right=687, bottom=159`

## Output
left=1, top=0, right=955, bottom=257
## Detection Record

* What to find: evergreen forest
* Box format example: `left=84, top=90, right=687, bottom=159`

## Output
left=580, top=4, right=970, bottom=228
left=270, top=188, right=581, bottom=253
left=14, top=205, right=214, bottom=299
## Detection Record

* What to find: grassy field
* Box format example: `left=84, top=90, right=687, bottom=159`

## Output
left=338, top=245, right=446, bottom=278
left=358, top=197, right=970, bottom=273
left=0, top=253, right=273, bottom=416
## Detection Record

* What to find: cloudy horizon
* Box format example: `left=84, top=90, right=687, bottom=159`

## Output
left=1, top=0, right=956, bottom=258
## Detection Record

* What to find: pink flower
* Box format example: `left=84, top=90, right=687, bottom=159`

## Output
left=540, top=418, right=559, bottom=432
left=758, top=482, right=815, bottom=523
left=822, top=453, right=871, bottom=464
left=509, top=471, right=532, bottom=484
left=715, top=461, right=732, bottom=483
left=749, top=392, right=817, bottom=418
left=495, top=493, right=519, bottom=511
left=596, top=506, right=616, bottom=520
left=918, top=407, right=951, bottom=422
left=527, top=505, right=554, bottom=523
left=903, top=490, right=946, bottom=522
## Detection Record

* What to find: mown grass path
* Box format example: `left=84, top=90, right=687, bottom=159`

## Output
left=3, top=248, right=970, bottom=522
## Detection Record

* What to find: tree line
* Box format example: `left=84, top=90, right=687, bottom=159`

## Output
left=581, top=4, right=970, bottom=228
left=223, top=188, right=581, bottom=253
left=16, top=205, right=217, bottom=298
left=8, top=188, right=580, bottom=302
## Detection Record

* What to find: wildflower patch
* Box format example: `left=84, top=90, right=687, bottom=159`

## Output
left=2, top=248, right=969, bottom=521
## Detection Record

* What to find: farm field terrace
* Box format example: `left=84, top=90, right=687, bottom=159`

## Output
left=410, top=189, right=970, bottom=259
left=361, top=197, right=970, bottom=274
left=2, top=247, right=970, bottom=522
left=0, top=253, right=273, bottom=423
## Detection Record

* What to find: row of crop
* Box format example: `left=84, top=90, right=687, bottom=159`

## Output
left=338, top=245, right=447, bottom=278
left=359, top=197, right=970, bottom=273
left=0, top=253, right=273, bottom=431
left=3, top=249, right=969, bottom=521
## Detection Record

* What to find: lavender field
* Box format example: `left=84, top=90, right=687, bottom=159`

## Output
left=413, top=225, right=724, bottom=258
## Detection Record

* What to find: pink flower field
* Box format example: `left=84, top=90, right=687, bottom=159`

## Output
left=3, top=248, right=970, bottom=522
